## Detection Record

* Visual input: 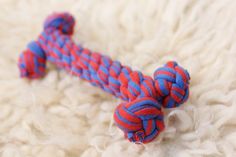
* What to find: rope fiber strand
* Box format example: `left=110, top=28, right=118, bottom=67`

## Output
left=18, top=12, right=190, bottom=143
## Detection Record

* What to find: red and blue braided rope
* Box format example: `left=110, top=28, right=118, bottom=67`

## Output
left=18, top=12, right=190, bottom=143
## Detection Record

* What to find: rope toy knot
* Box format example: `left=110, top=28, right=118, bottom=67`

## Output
left=114, top=97, right=165, bottom=143
left=153, top=61, right=190, bottom=108
left=18, top=41, right=46, bottom=78
left=44, top=12, right=75, bottom=35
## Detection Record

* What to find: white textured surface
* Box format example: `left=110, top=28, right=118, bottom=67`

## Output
left=0, top=0, right=236, bottom=156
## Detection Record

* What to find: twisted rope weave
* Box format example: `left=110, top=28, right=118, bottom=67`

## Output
left=18, top=12, right=190, bottom=143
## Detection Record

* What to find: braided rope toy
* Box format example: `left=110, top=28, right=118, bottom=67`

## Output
left=18, top=12, right=190, bottom=143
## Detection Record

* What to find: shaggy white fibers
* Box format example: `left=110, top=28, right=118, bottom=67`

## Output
left=0, top=0, right=236, bottom=156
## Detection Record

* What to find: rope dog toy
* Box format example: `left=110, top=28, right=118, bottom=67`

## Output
left=18, top=12, right=190, bottom=143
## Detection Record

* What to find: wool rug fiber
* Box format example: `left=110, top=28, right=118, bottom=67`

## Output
left=0, top=0, right=236, bottom=156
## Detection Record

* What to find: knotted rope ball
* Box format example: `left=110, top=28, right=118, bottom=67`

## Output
left=18, top=12, right=190, bottom=143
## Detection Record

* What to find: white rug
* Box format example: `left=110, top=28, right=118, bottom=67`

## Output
left=0, top=0, right=236, bottom=156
